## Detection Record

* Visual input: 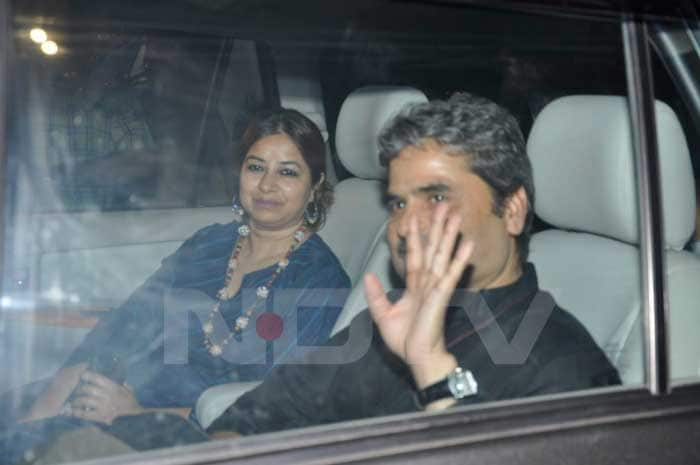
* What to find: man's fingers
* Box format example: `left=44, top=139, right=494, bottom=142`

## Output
left=405, top=215, right=423, bottom=290
left=442, top=239, right=475, bottom=290
left=417, top=241, right=473, bottom=337
left=417, top=238, right=472, bottom=329
left=423, top=203, right=449, bottom=270
left=431, top=213, right=463, bottom=277
left=364, top=273, right=392, bottom=321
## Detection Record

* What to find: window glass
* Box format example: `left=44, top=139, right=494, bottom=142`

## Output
left=16, top=33, right=265, bottom=213
left=196, top=39, right=266, bottom=207
left=649, top=18, right=700, bottom=385
left=1, top=2, right=649, bottom=463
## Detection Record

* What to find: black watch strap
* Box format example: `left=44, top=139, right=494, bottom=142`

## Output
left=415, top=367, right=478, bottom=407
left=416, top=378, right=452, bottom=407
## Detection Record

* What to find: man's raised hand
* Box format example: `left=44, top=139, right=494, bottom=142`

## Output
left=364, top=203, right=474, bottom=389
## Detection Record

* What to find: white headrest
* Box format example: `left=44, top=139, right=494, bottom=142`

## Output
left=335, top=86, right=428, bottom=179
left=527, top=95, right=696, bottom=250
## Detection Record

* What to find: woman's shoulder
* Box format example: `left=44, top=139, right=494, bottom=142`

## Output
left=171, top=222, right=237, bottom=261
left=189, top=222, right=237, bottom=243
left=291, top=233, right=350, bottom=285
left=296, top=233, right=341, bottom=266
left=180, top=222, right=238, bottom=250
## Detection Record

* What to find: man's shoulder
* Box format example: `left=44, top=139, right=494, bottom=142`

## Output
left=474, top=287, right=621, bottom=396
left=527, top=296, right=621, bottom=388
left=538, top=299, right=603, bottom=353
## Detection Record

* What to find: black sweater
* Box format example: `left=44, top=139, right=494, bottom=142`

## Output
left=208, top=264, right=620, bottom=435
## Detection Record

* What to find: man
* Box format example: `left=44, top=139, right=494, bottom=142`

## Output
left=23, top=93, right=619, bottom=461
left=204, top=92, right=620, bottom=435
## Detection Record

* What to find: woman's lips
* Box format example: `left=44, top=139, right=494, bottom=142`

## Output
left=253, top=199, right=282, bottom=209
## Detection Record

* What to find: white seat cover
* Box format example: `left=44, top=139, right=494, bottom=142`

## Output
left=319, top=86, right=429, bottom=285
left=530, top=230, right=644, bottom=384
left=528, top=95, right=700, bottom=385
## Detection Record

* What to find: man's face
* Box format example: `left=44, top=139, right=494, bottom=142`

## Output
left=385, top=139, right=525, bottom=290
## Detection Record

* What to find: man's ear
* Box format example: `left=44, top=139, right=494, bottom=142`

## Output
left=504, top=186, right=528, bottom=236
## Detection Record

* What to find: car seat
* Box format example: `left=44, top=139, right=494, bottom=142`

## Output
left=318, top=85, right=428, bottom=285
left=527, top=95, right=700, bottom=385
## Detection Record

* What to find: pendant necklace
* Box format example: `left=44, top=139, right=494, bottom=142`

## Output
left=202, top=224, right=307, bottom=356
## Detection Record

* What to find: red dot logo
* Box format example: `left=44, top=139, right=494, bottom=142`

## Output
left=256, top=313, right=284, bottom=341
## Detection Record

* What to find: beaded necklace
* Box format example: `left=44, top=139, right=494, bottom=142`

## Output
left=202, top=224, right=307, bottom=357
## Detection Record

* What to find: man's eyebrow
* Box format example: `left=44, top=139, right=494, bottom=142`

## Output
left=383, top=184, right=449, bottom=204
left=383, top=192, right=403, bottom=205
left=417, top=183, right=450, bottom=194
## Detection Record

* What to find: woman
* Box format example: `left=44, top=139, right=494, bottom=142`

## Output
left=19, top=108, right=350, bottom=426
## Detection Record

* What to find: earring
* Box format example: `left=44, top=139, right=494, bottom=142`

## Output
left=231, top=196, right=245, bottom=223
left=304, top=199, right=319, bottom=226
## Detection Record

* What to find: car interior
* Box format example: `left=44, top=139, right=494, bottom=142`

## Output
left=528, top=95, right=700, bottom=386
left=2, top=0, right=700, bottom=460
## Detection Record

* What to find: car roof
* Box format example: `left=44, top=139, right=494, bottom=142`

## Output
left=12, top=0, right=690, bottom=36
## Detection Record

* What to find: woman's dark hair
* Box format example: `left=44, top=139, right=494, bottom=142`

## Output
left=239, top=108, right=333, bottom=230
left=378, top=92, right=535, bottom=265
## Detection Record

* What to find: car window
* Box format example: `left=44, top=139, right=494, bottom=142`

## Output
left=648, top=17, right=700, bottom=386
left=1, top=1, right=665, bottom=463
left=16, top=32, right=268, bottom=213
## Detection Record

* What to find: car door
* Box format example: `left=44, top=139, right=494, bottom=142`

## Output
left=1, top=0, right=700, bottom=464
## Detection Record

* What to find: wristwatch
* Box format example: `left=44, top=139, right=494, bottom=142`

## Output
left=416, top=366, right=478, bottom=407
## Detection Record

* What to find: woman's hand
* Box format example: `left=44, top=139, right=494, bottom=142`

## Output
left=67, top=371, right=144, bottom=424
left=364, top=203, right=474, bottom=390
left=209, top=430, right=242, bottom=441
left=21, top=363, right=88, bottom=422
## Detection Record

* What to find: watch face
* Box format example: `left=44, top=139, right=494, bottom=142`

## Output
left=447, top=368, right=478, bottom=399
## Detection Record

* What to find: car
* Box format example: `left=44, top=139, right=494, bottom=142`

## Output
left=1, top=0, right=700, bottom=463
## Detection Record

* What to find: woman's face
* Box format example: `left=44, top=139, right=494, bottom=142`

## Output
left=239, top=133, right=315, bottom=231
